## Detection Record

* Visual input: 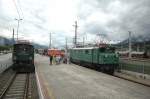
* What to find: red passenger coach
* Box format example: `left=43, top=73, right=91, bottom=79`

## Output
left=47, top=49, right=64, bottom=56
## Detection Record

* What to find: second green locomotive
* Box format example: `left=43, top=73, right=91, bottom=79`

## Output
left=12, top=42, right=35, bottom=72
left=70, top=46, right=119, bottom=74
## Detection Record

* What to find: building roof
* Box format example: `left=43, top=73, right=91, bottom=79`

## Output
left=71, top=47, right=99, bottom=50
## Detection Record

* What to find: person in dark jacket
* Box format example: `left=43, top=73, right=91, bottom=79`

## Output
left=50, top=55, right=53, bottom=65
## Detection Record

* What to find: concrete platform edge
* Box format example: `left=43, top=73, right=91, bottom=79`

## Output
left=114, top=71, right=150, bottom=87
left=35, top=68, right=44, bottom=99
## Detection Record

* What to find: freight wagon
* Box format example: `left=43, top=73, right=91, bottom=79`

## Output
left=47, top=49, right=64, bottom=57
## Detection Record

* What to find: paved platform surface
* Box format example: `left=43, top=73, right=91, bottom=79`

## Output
left=114, top=71, right=150, bottom=87
left=35, top=54, right=150, bottom=99
left=0, top=53, right=12, bottom=73
left=0, top=53, right=12, bottom=62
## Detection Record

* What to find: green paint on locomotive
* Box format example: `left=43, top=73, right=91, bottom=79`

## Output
left=70, top=46, right=119, bottom=75
left=70, top=47, right=119, bottom=65
left=13, top=44, right=34, bottom=64
left=12, top=43, right=35, bottom=72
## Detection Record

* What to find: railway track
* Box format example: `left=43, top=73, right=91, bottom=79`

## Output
left=0, top=70, right=39, bottom=99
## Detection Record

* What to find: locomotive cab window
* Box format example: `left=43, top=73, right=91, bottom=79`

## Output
left=99, top=48, right=106, bottom=52
left=107, top=47, right=115, bottom=53
left=99, top=47, right=115, bottom=53
left=14, top=44, right=33, bottom=53
left=85, top=50, right=89, bottom=54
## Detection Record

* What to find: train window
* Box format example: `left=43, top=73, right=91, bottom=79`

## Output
left=107, top=47, right=115, bottom=53
left=99, top=48, right=106, bottom=52
left=85, top=50, right=89, bottom=54
left=99, top=47, right=115, bottom=53
left=14, top=44, right=33, bottom=53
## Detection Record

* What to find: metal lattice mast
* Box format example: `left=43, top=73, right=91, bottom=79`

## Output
left=73, top=21, right=78, bottom=47
left=15, top=18, right=23, bottom=41
left=128, top=31, right=132, bottom=58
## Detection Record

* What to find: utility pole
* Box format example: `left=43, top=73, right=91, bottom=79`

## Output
left=65, top=37, right=68, bottom=61
left=15, top=18, right=23, bottom=41
left=65, top=38, right=68, bottom=50
left=73, top=21, right=78, bottom=47
left=121, top=42, right=123, bottom=51
left=49, top=33, right=51, bottom=49
left=144, top=40, right=146, bottom=51
left=12, top=28, right=15, bottom=44
left=128, top=31, right=132, bottom=58
left=83, top=37, right=85, bottom=47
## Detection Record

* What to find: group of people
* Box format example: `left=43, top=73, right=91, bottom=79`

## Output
left=49, top=54, right=70, bottom=65
left=49, top=55, right=62, bottom=65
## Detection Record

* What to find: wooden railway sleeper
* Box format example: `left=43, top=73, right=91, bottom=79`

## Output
left=0, top=72, right=16, bottom=99
left=23, top=74, right=29, bottom=99
left=2, top=74, right=27, bottom=99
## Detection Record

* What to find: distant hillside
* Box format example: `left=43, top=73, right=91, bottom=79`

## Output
left=115, top=35, right=150, bottom=51
left=0, top=36, right=13, bottom=45
left=33, top=43, right=48, bottom=49
left=0, top=36, right=47, bottom=49
left=117, top=35, right=150, bottom=45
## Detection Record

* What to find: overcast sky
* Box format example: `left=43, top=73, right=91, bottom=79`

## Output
left=0, top=0, right=150, bottom=47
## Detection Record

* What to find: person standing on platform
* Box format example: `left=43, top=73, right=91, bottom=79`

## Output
left=53, top=55, right=56, bottom=65
left=55, top=55, right=59, bottom=65
left=57, top=55, right=61, bottom=64
left=67, top=52, right=70, bottom=64
left=49, top=55, right=53, bottom=65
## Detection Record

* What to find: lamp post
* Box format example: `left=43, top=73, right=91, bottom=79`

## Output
left=15, top=18, right=23, bottom=41
left=73, top=21, right=78, bottom=48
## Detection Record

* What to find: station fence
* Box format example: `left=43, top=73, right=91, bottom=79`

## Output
left=118, top=59, right=150, bottom=75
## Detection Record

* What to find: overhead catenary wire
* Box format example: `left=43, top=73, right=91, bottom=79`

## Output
left=17, top=0, right=24, bottom=19
left=12, top=0, right=21, bottom=19
left=12, top=0, right=24, bottom=41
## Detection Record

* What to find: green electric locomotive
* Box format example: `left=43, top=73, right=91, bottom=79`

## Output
left=70, top=46, right=119, bottom=74
left=12, top=42, right=35, bottom=72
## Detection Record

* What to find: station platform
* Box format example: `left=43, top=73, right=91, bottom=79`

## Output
left=35, top=54, right=150, bottom=99
left=0, top=53, right=12, bottom=73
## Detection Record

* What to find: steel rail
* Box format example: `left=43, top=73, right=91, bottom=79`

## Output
left=23, top=74, right=29, bottom=99
left=0, top=72, right=16, bottom=99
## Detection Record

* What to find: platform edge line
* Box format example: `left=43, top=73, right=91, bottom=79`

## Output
left=35, top=68, right=44, bottom=99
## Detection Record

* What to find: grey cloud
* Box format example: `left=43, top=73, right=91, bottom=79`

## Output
left=77, top=0, right=114, bottom=20
left=77, top=0, right=150, bottom=41
left=1, top=0, right=150, bottom=46
left=84, top=23, right=108, bottom=35
left=108, top=0, right=150, bottom=38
